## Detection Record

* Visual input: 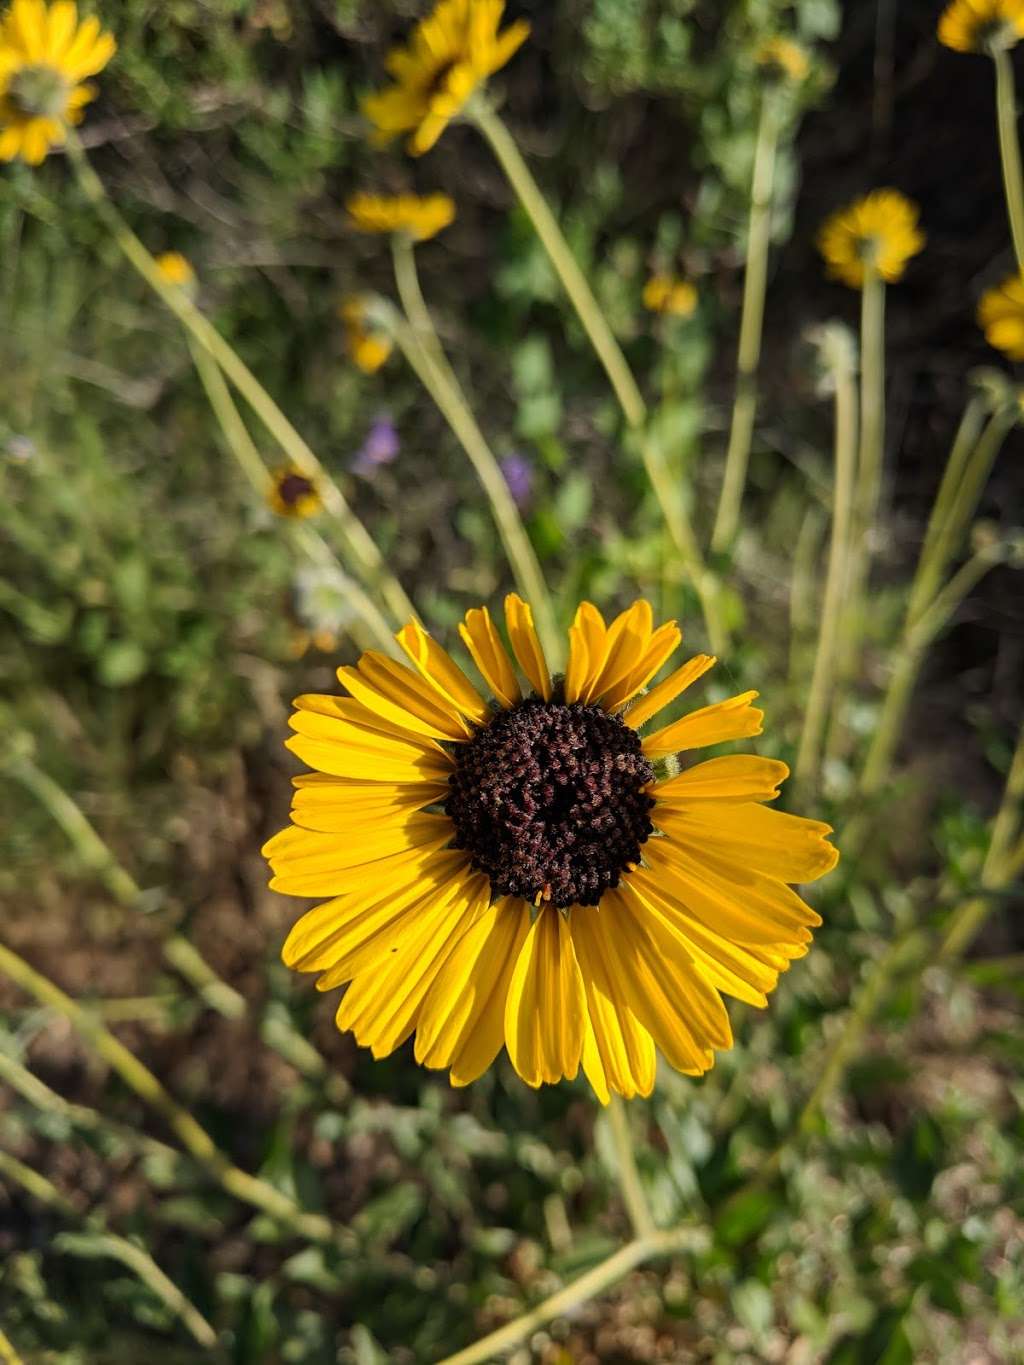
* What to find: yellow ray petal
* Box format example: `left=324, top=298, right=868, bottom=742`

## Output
left=504, top=594, right=552, bottom=700
left=504, top=906, right=585, bottom=1086
left=623, top=655, right=716, bottom=731
left=290, top=779, right=448, bottom=832
left=294, top=692, right=448, bottom=750
left=459, top=607, right=521, bottom=709
left=264, top=816, right=452, bottom=897
left=564, top=602, right=607, bottom=703
left=416, top=896, right=531, bottom=1085
left=396, top=619, right=491, bottom=725
left=571, top=907, right=657, bottom=1100
left=339, top=652, right=472, bottom=742
left=602, top=622, right=683, bottom=712
left=46, top=0, right=77, bottom=57
left=643, top=691, right=764, bottom=758
left=581, top=1016, right=611, bottom=1106
left=336, top=872, right=492, bottom=1058
left=657, top=803, right=838, bottom=883
left=654, top=755, right=789, bottom=806
left=588, top=600, right=654, bottom=704
left=597, top=889, right=717, bottom=1075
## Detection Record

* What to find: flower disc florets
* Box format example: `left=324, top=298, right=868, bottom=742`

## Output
left=7, top=62, right=67, bottom=117
left=447, top=692, right=656, bottom=909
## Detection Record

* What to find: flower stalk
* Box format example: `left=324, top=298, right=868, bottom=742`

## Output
left=795, top=331, right=858, bottom=787
left=469, top=100, right=726, bottom=654
left=389, top=233, right=562, bottom=663
left=712, top=90, right=781, bottom=553
left=606, top=1095, right=656, bottom=1237
left=63, top=133, right=416, bottom=630
left=994, top=47, right=1024, bottom=270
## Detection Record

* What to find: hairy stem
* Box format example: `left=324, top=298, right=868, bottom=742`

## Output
left=712, top=92, right=780, bottom=553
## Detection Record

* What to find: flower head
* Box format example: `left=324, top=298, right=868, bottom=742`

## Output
left=500, top=452, right=533, bottom=508
left=264, top=596, right=838, bottom=1100
left=978, top=270, right=1024, bottom=358
left=643, top=274, right=698, bottom=318
left=154, top=251, right=196, bottom=293
left=340, top=296, right=393, bottom=374
left=363, top=0, right=530, bottom=156
left=269, top=467, right=322, bottom=519
left=817, top=189, right=925, bottom=289
left=756, top=35, right=811, bottom=82
left=352, top=415, right=401, bottom=476
left=347, top=191, right=456, bottom=242
left=0, top=0, right=116, bottom=164
left=938, top=0, right=1024, bottom=52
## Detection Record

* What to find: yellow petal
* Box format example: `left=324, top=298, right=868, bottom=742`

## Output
left=571, top=907, right=657, bottom=1100
left=264, top=815, right=452, bottom=896
left=623, top=655, right=716, bottom=730
left=588, top=600, right=654, bottom=704
left=504, top=593, right=551, bottom=700
left=290, top=778, right=448, bottom=832
left=657, top=802, right=838, bottom=883
left=595, top=889, right=715, bottom=1075
left=603, top=621, right=683, bottom=712
left=580, top=1017, right=611, bottom=1106
left=7, top=0, right=47, bottom=58
left=395, top=619, right=490, bottom=726
left=654, top=755, right=789, bottom=806
left=459, top=606, right=521, bottom=709
left=336, top=872, right=492, bottom=1058
left=339, top=651, right=472, bottom=742
left=46, top=0, right=77, bottom=56
left=643, top=691, right=764, bottom=758
left=416, top=896, right=531, bottom=1085
left=504, top=906, right=585, bottom=1086
left=564, top=602, right=606, bottom=703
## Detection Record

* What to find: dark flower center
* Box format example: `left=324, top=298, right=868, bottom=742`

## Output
left=278, top=473, right=315, bottom=507
left=7, top=64, right=69, bottom=119
left=446, top=695, right=656, bottom=909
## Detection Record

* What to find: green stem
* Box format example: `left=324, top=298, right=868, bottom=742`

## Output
left=712, top=93, right=780, bottom=553
left=436, top=1227, right=698, bottom=1365
left=389, top=234, right=561, bottom=664
left=795, top=344, right=858, bottom=788
left=470, top=102, right=725, bottom=653
left=606, top=1095, right=656, bottom=1237
left=187, top=338, right=398, bottom=656
left=0, top=942, right=345, bottom=1250
left=0, top=1146, right=217, bottom=1348
left=994, top=48, right=1024, bottom=271
left=63, top=133, right=416, bottom=630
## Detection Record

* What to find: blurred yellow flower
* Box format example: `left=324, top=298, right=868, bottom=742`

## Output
left=938, top=0, right=1024, bottom=53
left=362, top=0, right=530, bottom=156
left=347, top=191, right=456, bottom=241
left=154, top=252, right=196, bottom=290
left=0, top=0, right=116, bottom=163
left=756, top=36, right=811, bottom=82
left=643, top=274, right=698, bottom=318
left=817, top=190, right=925, bottom=289
left=978, top=270, right=1024, bottom=358
left=339, top=296, right=393, bottom=374
left=264, top=595, right=838, bottom=1099
left=268, top=467, right=322, bottom=519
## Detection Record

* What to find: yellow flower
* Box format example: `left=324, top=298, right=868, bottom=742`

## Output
left=817, top=189, right=925, bottom=289
left=938, top=0, right=1024, bottom=52
left=0, top=0, right=116, bottom=164
left=363, top=0, right=530, bottom=156
left=756, top=36, right=811, bottom=82
left=154, top=251, right=196, bottom=291
left=643, top=274, right=698, bottom=318
left=268, top=466, right=322, bottom=519
left=339, top=295, right=393, bottom=374
left=346, top=191, right=456, bottom=242
left=264, top=596, right=838, bottom=1100
left=978, top=270, right=1024, bottom=359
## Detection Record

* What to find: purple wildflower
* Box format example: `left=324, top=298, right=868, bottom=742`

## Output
left=501, top=452, right=533, bottom=509
left=352, top=415, right=400, bottom=477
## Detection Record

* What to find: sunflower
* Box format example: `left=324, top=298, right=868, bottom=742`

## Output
left=362, top=0, right=530, bottom=157
left=817, top=190, right=925, bottom=290
left=643, top=274, right=698, bottom=318
left=938, top=0, right=1024, bottom=53
left=0, top=0, right=116, bottom=165
left=755, top=36, right=811, bottom=82
left=978, top=270, right=1024, bottom=359
left=339, top=296, right=393, bottom=375
left=264, top=596, right=838, bottom=1101
left=268, top=467, right=322, bottom=519
left=347, top=191, right=456, bottom=242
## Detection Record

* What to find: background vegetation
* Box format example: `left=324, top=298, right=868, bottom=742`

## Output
left=1, top=1, right=1022, bottom=1361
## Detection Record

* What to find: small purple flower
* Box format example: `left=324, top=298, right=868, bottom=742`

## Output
left=352, top=415, right=400, bottom=477
left=501, top=452, right=533, bottom=509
